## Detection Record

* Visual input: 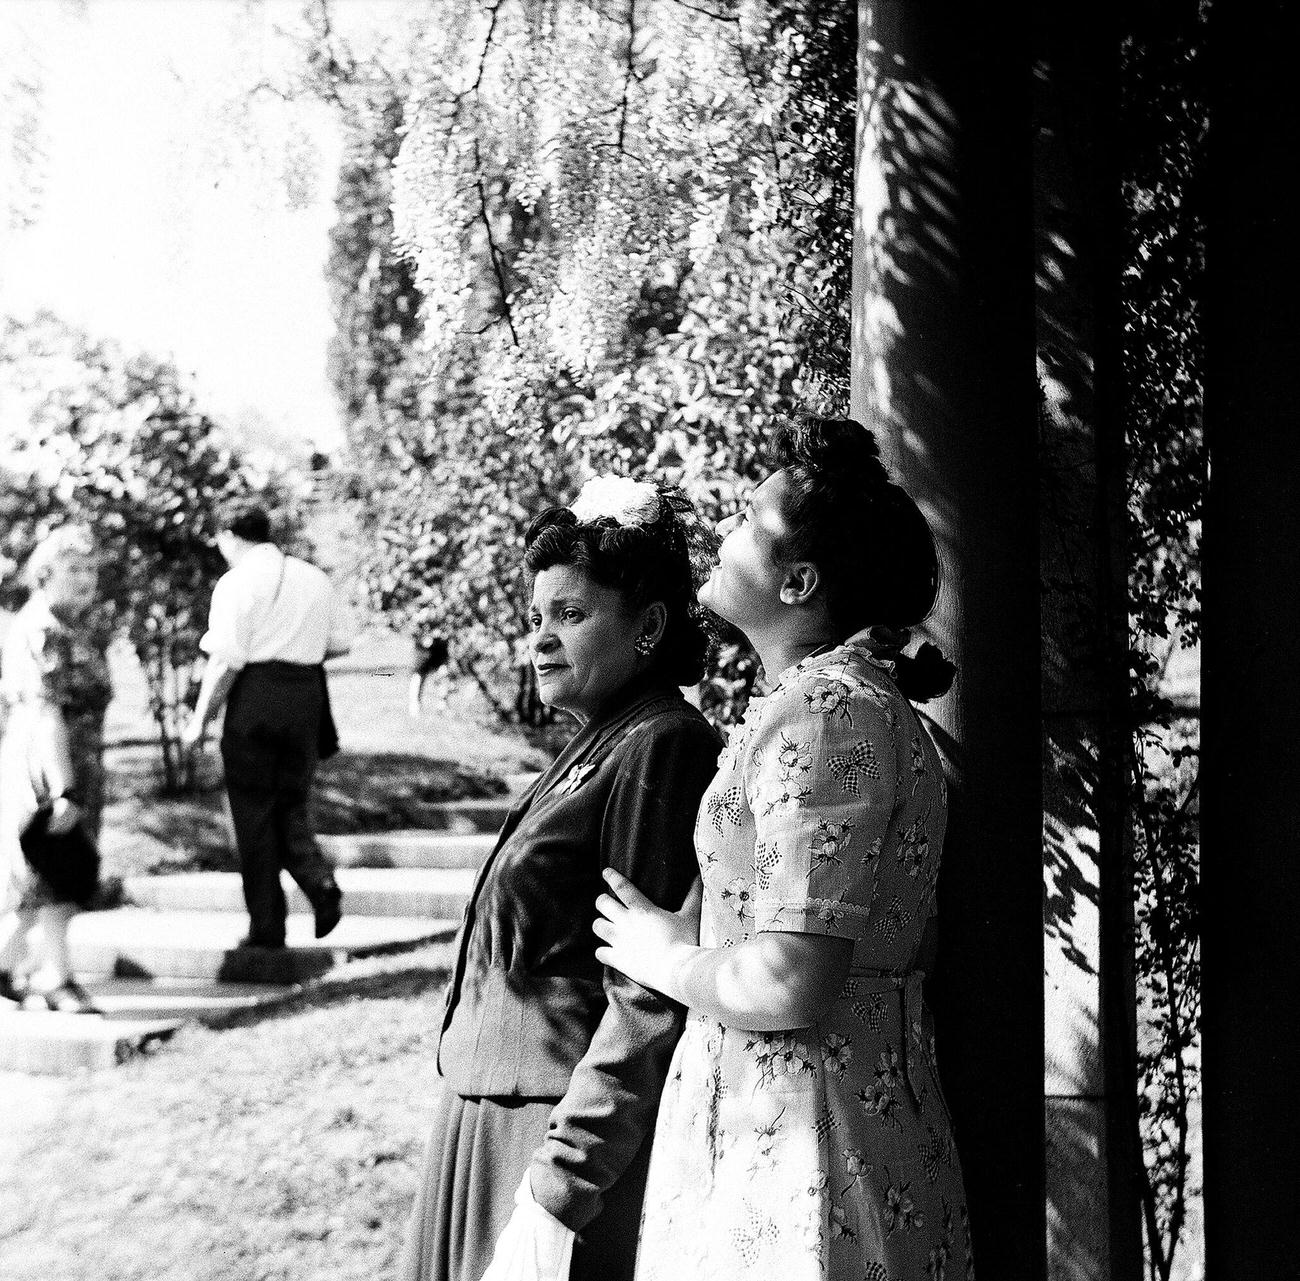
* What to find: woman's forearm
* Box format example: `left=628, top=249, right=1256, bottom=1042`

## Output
left=594, top=868, right=855, bottom=1031
left=664, top=932, right=854, bottom=1032
left=34, top=703, right=77, bottom=797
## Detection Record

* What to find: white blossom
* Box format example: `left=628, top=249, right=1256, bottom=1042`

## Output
left=569, top=475, right=660, bottom=526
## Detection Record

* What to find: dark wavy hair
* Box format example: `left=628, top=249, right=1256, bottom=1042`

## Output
left=218, top=500, right=272, bottom=544
left=523, top=489, right=711, bottom=686
left=772, top=416, right=955, bottom=701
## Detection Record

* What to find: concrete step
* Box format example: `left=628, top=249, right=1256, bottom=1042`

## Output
left=69, top=908, right=459, bottom=983
left=397, top=798, right=512, bottom=833
left=320, top=830, right=495, bottom=870
left=0, top=1009, right=183, bottom=1074
left=0, top=975, right=305, bottom=1076
left=124, top=868, right=476, bottom=918
left=79, top=975, right=301, bottom=1020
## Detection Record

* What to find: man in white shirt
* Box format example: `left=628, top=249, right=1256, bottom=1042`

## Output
left=182, top=503, right=352, bottom=948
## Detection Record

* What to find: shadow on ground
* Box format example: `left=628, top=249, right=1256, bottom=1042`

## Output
left=208, top=959, right=453, bottom=1032
left=101, top=745, right=508, bottom=879
left=313, top=750, right=506, bottom=833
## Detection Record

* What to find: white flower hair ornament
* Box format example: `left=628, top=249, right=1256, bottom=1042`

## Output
left=568, top=476, right=662, bottom=527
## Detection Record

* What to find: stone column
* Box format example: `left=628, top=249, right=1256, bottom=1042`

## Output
left=852, top=4, right=1045, bottom=1276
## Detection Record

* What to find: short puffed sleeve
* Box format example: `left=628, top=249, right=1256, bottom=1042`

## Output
left=1, top=608, right=59, bottom=704
left=198, top=570, right=251, bottom=669
left=743, top=668, right=901, bottom=940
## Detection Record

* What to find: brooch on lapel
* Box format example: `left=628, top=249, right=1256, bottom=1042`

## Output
left=558, top=762, right=597, bottom=795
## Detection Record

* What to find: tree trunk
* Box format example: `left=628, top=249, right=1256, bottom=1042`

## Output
left=852, top=3, right=1044, bottom=1276
left=1201, top=0, right=1300, bottom=1272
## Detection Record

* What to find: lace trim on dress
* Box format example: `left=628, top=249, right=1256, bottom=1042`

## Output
left=764, top=897, right=872, bottom=920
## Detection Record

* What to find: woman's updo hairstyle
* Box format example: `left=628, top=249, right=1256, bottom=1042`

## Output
left=772, top=416, right=955, bottom=701
left=524, top=483, right=713, bottom=686
left=24, top=523, right=99, bottom=592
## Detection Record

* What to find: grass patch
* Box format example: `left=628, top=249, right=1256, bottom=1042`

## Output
left=0, top=948, right=452, bottom=1281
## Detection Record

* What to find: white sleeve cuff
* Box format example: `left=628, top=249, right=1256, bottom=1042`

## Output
left=479, top=1173, right=575, bottom=1281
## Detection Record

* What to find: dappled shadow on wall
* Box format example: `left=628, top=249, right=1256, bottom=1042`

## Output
left=853, top=32, right=961, bottom=634
left=1033, top=45, right=1126, bottom=1009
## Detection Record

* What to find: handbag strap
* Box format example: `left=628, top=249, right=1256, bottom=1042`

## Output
left=269, top=550, right=288, bottom=611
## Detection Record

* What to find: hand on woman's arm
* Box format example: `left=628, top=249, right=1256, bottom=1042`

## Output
left=593, top=868, right=854, bottom=1031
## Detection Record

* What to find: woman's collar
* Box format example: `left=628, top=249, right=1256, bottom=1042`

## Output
left=842, top=624, right=907, bottom=671
left=765, top=626, right=905, bottom=689
left=530, top=671, right=682, bottom=805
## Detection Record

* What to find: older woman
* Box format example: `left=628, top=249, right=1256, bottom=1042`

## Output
left=595, top=419, right=974, bottom=1280
left=400, top=479, right=720, bottom=1281
left=0, top=525, right=112, bottom=1014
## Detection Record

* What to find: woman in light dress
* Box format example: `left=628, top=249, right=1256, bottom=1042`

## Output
left=0, top=525, right=111, bottom=1014
left=596, top=418, right=974, bottom=1281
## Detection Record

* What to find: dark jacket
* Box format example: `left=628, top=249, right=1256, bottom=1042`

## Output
left=436, top=676, right=720, bottom=1231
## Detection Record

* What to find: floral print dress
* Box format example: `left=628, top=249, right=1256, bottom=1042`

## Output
left=635, top=636, right=973, bottom=1281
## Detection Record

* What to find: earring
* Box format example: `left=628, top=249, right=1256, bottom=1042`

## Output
left=634, top=634, right=656, bottom=657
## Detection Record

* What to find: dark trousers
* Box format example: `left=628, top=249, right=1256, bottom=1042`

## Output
left=221, top=662, right=338, bottom=944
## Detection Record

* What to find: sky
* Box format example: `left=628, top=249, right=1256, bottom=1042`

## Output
left=1, top=0, right=354, bottom=454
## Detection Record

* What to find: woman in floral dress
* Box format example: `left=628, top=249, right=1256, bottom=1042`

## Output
left=595, top=418, right=973, bottom=1280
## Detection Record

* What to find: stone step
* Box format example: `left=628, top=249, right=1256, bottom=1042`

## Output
left=124, top=868, right=476, bottom=918
left=80, top=975, right=301, bottom=1020
left=0, top=975, right=304, bottom=1076
left=0, top=1009, right=185, bottom=1082
left=504, top=770, right=541, bottom=796
left=0, top=1009, right=184, bottom=1074
left=320, top=830, right=495, bottom=870
left=397, top=798, right=513, bottom=834
left=68, top=908, right=459, bottom=983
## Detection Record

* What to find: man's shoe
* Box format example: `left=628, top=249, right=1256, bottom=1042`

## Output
left=236, top=933, right=286, bottom=950
left=0, top=970, right=28, bottom=1006
left=314, top=884, right=343, bottom=940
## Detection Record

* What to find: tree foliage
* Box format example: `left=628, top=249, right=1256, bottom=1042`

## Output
left=768, top=0, right=855, bottom=414
left=325, top=88, right=422, bottom=448
left=265, top=0, right=845, bottom=712
left=0, top=311, right=303, bottom=792
left=0, top=6, right=49, bottom=249
left=391, top=0, right=790, bottom=402
left=1121, top=4, right=1207, bottom=1277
